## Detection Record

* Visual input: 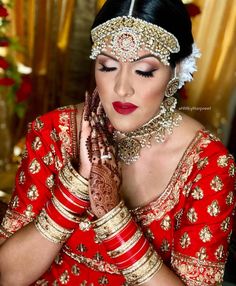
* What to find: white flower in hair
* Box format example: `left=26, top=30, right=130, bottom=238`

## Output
left=178, top=43, right=201, bottom=89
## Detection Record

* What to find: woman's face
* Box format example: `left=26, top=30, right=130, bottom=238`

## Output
left=95, top=49, right=173, bottom=132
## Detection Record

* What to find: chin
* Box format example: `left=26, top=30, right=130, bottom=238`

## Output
left=108, top=117, right=143, bottom=133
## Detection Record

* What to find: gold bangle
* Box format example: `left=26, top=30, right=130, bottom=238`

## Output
left=34, top=209, right=73, bottom=244
left=93, top=200, right=125, bottom=228
left=93, top=201, right=131, bottom=240
left=59, top=162, right=89, bottom=200
left=122, top=247, right=163, bottom=285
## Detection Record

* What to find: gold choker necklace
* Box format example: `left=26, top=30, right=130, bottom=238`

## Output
left=113, top=97, right=182, bottom=165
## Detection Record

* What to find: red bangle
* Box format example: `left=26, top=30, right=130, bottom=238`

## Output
left=115, top=239, right=149, bottom=270
left=58, top=180, right=89, bottom=208
left=54, top=187, right=85, bottom=214
left=46, top=200, right=78, bottom=229
left=104, top=219, right=138, bottom=250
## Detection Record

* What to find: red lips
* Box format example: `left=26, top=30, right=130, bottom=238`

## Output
left=112, top=101, right=138, bottom=115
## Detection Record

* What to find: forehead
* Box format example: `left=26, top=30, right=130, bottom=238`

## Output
left=96, top=48, right=163, bottom=64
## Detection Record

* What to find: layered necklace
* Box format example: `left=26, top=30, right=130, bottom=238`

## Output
left=113, top=97, right=182, bottom=165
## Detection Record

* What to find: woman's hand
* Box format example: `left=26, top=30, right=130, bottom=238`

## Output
left=89, top=109, right=121, bottom=218
left=78, top=92, right=95, bottom=179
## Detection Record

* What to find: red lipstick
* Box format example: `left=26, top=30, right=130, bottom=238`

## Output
left=112, top=101, right=138, bottom=115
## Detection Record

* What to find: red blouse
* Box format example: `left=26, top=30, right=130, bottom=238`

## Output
left=0, top=105, right=235, bottom=286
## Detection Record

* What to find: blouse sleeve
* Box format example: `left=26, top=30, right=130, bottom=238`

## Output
left=171, top=141, right=236, bottom=286
left=0, top=112, right=68, bottom=239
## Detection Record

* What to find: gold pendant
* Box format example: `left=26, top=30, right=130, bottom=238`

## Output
left=118, top=137, right=141, bottom=164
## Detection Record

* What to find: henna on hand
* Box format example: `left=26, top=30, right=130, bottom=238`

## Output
left=89, top=113, right=121, bottom=218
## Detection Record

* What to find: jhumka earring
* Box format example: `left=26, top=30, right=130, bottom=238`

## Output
left=165, top=69, right=180, bottom=98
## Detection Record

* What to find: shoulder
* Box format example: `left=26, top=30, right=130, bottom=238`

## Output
left=28, top=103, right=84, bottom=136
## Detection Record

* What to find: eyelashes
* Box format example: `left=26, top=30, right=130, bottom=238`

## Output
left=135, top=69, right=157, bottom=78
left=99, top=64, right=117, bottom=72
left=98, top=64, right=157, bottom=78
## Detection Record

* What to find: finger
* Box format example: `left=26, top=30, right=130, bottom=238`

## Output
left=90, top=127, right=101, bottom=163
left=83, top=91, right=91, bottom=120
left=90, top=89, right=100, bottom=113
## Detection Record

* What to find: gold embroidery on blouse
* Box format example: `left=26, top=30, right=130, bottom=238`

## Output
left=228, top=230, right=232, bottom=244
left=229, top=163, right=236, bottom=177
left=35, top=279, right=49, bottom=285
left=43, top=152, right=54, bottom=166
left=210, top=176, right=223, bottom=192
left=160, top=215, right=171, bottom=230
left=24, top=205, right=35, bottom=218
left=29, top=159, right=41, bottom=174
left=54, top=253, right=63, bottom=265
left=161, top=239, right=170, bottom=253
left=130, top=130, right=207, bottom=226
left=199, top=226, right=212, bottom=242
left=19, top=170, right=26, bottom=184
left=34, top=117, right=44, bottom=131
left=71, top=264, right=80, bottom=276
left=217, top=155, right=229, bottom=168
left=207, top=200, right=220, bottom=217
left=214, top=245, right=225, bottom=261
left=182, top=182, right=193, bottom=197
left=50, top=128, right=59, bottom=142
left=77, top=243, right=88, bottom=253
left=221, top=217, right=230, bottom=232
left=191, top=186, right=204, bottom=200
left=21, top=145, right=28, bottom=159
left=171, top=251, right=225, bottom=286
left=174, top=209, right=184, bottom=230
left=94, top=252, right=104, bottom=262
left=60, top=270, right=70, bottom=284
left=45, top=174, right=55, bottom=189
left=187, top=208, right=198, bottom=223
left=59, top=112, right=72, bottom=160
left=11, top=195, right=19, bottom=209
left=180, top=232, right=191, bottom=248
left=196, top=247, right=208, bottom=261
left=52, top=281, right=59, bottom=286
left=27, top=185, right=39, bottom=201
left=0, top=209, right=32, bottom=236
left=197, top=157, right=209, bottom=170
left=98, top=276, right=109, bottom=285
left=226, top=191, right=234, bottom=205
left=55, top=156, right=63, bottom=171
left=32, top=136, right=42, bottom=151
left=145, top=228, right=155, bottom=241
left=63, top=245, right=120, bottom=275
left=193, top=174, right=202, bottom=183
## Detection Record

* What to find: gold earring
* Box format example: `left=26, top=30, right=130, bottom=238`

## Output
left=165, top=77, right=179, bottom=98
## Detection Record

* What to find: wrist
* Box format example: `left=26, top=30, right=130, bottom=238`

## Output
left=92, top=201, right=163, bottom=285
left=34, top=161, right=90, bottom=244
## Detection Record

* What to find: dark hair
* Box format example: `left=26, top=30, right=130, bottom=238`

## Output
left=92, top=0, right=193, bottom=65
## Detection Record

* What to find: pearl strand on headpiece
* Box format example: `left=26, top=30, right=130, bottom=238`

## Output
left=128, top=0, right=136, bottom=16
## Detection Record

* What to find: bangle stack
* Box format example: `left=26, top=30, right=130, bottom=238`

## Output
left=93, top=201, right=163, bottom=285
left=35, top=162, right=89, bottom=244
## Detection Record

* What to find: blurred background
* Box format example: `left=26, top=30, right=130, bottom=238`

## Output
left=0, top=0, right=235, bottom=284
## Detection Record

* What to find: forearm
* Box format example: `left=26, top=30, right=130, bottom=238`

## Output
left=0, top=222, right=61, bottom=286
left=142, top=263, right=184, bottom=286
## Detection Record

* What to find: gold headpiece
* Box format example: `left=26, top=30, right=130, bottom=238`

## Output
left=90, top=16, right=180, bottom=65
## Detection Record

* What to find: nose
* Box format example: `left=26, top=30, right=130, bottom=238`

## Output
left=114, top=67, right=135, bottom=98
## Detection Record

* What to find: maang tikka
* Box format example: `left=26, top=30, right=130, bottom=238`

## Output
left=90, top=0, right=180, bottom=65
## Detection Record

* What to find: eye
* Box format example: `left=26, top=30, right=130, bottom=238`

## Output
left=135, top=69, right=157, bottom=78
left=99, top=64, right=117, bottom=72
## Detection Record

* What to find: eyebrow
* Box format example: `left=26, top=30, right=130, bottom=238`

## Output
left=98, top=52, right=159, bottom=62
